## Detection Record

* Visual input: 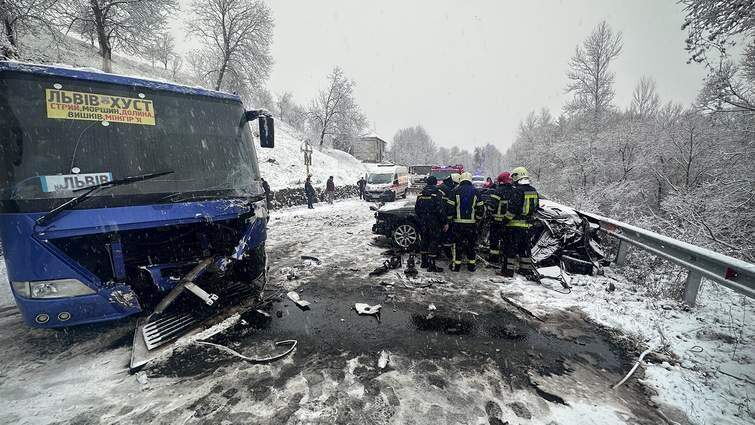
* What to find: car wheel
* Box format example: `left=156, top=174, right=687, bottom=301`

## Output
left=393, top=222, right=418, bottom=249
left=401, top=190, right=407, bottom=199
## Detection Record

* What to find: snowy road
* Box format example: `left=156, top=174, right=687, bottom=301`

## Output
left=0, top=199, right=752, bottom=424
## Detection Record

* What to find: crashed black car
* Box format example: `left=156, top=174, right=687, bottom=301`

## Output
left=372, top=199, right=607, bottom=273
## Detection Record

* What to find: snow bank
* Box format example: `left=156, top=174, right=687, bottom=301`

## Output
left=0, top=259, right=12, bottom=307
left=255, top=121, right=367, bottom=191
left=494, top=271, right=755, bottom=425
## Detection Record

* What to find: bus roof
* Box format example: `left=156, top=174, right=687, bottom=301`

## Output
left=0, top=61, right=242, bottom=102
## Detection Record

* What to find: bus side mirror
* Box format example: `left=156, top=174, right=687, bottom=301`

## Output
left=245, top=110, right=274, bottom=148
left=258, top=116, right=274, bottom=148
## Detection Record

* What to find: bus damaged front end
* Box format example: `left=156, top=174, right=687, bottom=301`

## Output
left=0, top=62, right=274, bottom=332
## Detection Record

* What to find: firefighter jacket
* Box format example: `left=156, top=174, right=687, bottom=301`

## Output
left=415, top=184, right=447, bottom=225
left=487, top=183, right=515, bottom=222
left=504, top=182, right=540, bottom=228
left=438, top=178, right=455, bottom=201
left=446, top=181, right=485, bottom=224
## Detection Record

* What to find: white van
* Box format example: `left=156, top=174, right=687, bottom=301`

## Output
left=364, top=163, right=409, bottom=202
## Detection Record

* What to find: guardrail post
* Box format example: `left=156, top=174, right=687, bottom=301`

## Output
left=614, top=240, right=629, bottom=266
left=683, top=270, right=703, bottom=306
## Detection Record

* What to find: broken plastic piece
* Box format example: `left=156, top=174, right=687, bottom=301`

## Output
left=428, top=303, right=437, bottom=311
left=354, top=303, right=382, bottom=315
left=378, top=350, right=390, bottom=369
left=287, top=291, right=311, bottom=309
left=197, top=339, right=297, bottom=363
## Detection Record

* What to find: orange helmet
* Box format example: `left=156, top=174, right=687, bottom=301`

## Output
left=497, top=172, right=512, bottom=184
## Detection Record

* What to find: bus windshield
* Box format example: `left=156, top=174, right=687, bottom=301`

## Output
left=367, top=173, right=394, bottom=184
left=0, top=72, right=260, bottom=211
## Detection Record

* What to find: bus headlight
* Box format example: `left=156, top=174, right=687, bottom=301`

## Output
left=12, top=279, right=96, bottom=299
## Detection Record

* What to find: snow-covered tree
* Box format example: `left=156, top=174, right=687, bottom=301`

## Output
left=58, top=0, right=177, bottom=73
left=187, top=0, right=274, bottom=92
left=308, top=67, right=368, bottom=150
left=148, top=32, right=175, bottom=69
left=565, top=21, right=623, bottom=116
left=389, top=125, right=437, bottom=165
left=1, top=0, right=61, bottom=58
left=629, top=76, right=661, bottom=118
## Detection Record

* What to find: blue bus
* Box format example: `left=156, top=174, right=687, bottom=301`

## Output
left=0, top=62, right=274, bottom=332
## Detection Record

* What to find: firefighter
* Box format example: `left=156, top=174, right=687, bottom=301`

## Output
left=486, top=171, right=514, bottom=264
left=499, top=167, right=540, bottom=278
left=438, top=175, right=456, bottom=258
left=446, top=172, right=485, bottom=272
left=415, top=176, right=447, bottom=272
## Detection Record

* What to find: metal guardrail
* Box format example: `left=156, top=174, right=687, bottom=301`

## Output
left=576, top=209, right=755, bottom=306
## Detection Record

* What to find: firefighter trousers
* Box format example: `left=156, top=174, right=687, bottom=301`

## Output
left=418, top=218, right=443, bottom=259
left=502, top=227, right=534, bottom=275
left=451, top=223, right=477, bottom=267
left=488, top=220, right=506, bottom=260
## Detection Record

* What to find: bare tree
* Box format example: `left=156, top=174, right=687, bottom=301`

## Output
left=149, top=31, right=175, bottom=69
left=169, top=53, right=183, bottom=80
left=630, top=76, right=661, bottom=118
left=187, top=0, right=273, bottom=92
left=58, top=0, right=177, bottom=72
left=1, top=0, right=61, bottom=59
left=680, top=0, right=755, bottom=113
left=308, top=67, right=368, bottom=148
left=565, top=21, right=623, bottom=116
left=277, top=91, right=293, bottom=121
left=680, top=0, right=754, bottom=65
left=390, top=125, right=438, bottom=165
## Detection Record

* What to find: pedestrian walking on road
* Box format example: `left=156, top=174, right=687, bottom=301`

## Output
left=325, top=176, right=336, bottom=204
left=357, top=176, right=366, bottom=199
left=304, top=176, right=317, bottom=209
left=261, top=177, right=272, bottom=210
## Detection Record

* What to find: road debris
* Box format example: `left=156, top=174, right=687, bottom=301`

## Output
left=355, top=303, right=382, bottom=316
left=428, top=303, right=437, bottom=311
left=197, top=340, right=298, bottom=363
left=287, top=291, right=311, bottom=309
left=378, top=350, right=390, bottom=369
left=500, top=292, right=545, bottom=322
left=301, top=255, right=322, bottom=265
left=612, top=346, right=654, bottom=389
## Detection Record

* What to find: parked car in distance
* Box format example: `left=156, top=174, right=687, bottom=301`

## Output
left=472, top=175, right=486, bottom=189
left=364, top=164, right=409, bottom=202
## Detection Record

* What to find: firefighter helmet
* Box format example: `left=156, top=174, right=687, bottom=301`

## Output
left=460, top=172, right=473, bottom=182
left=451, top=173, right=461, bottom=183
left=511, top=167, right=529, bottom=182
left=497, top=172, right=512, bottom=184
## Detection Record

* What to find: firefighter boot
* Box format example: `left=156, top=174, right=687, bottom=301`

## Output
left=405, top=254, right=419, bottom=277
left=467, top=262, right=476, bottom=272
left=420, top=254, right=429, bottom=269
left=428, top=258, right=444, bottom=272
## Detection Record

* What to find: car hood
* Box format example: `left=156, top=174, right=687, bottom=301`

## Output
left=378, top=199, right=415, bottom=213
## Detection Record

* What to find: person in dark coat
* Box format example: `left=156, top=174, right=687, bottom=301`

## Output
left=438, top=175, right=457, bottom=258
left=304, top=176, right=316, bottom=209
left=357, top=176, right=366, bottom=199
left=445, top=172, right=485, bottom=272
left=325, top=176, right=335, bottom=204
left=499, top=167, right=540, bottom=278
left=261, top=178, right=272, bottom=210
left=486, top=172, right=514, bottom=263
left=415, top=176, right=447, bottom=272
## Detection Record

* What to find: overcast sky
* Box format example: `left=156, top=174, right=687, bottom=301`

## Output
left=172, top=0, right=705, bottom=152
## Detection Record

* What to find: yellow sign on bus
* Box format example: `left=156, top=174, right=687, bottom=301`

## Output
left=45, top=89, right=156, bottom=126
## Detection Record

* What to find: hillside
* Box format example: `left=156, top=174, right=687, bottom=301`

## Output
left=12, top=31, right=367, bottom=190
